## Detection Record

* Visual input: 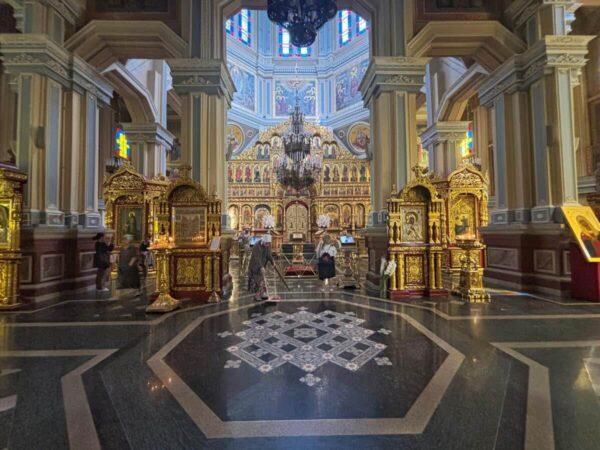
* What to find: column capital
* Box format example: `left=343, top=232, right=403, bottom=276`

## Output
left=420, top=121, right=470, bottom=148
left=478, top=34, right=594, bottom=106
left=167, top=58, right=235, bottom=105
left=360, top=56, right=429, bottom=107
left=0, top=34, right=113, bottom=103
left=120, top=123, right=175, bottom=148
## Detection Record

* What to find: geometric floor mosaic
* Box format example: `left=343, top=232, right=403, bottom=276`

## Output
left=220, top=306, right=391, bottom=385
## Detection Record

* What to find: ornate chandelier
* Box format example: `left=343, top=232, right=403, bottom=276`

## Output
left=275, top=99, right=322, bottom=192
left=267, top=0, right=338, bottom=47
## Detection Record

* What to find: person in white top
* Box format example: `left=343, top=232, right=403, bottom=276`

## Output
left=316, top=234, right=338, bottom=290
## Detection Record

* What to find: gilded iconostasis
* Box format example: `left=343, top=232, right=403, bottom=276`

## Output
left=226, top=120, right=371, bottom=240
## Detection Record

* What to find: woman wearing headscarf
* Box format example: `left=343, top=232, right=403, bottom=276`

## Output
left=316, top=233, right=338, bottom=290
left=117, top=235, right=140, bottom=290
left=247, top=234, right=274, bottom=301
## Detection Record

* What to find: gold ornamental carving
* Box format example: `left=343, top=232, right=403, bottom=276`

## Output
left=0, top=163, right=27, bottom=309
left=227, top=120, right=370, bottom=249
left=456, top=237, right=490, bottom=303
left=433, top=162, right=489, bottom=292
left=147, top=166, right=229, bottom=309
left=387, top=165, right=445, bottom=298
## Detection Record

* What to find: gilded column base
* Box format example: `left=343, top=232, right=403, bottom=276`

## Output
left=146, top=293, right=180, bottom=313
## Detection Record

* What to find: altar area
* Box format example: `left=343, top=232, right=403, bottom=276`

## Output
left=227, top=119, right=371, bottom=254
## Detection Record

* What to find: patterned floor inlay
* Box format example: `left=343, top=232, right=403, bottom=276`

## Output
left=222, top=307, right=388, bottom=382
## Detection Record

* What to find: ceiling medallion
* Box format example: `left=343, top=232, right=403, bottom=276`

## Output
left=267, top=0, right=338, bottom=47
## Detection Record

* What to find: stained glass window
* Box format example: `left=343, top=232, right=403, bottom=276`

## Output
left=339, top=10, right=351, bottom=45
left=225, top=18, right=234, bottom=36
left=338, top=10, right=368, bottom=46
left=239, top=9, right=251, bottom=45
left=278, top=27, right=311, bottom=57
left=225, top=9, right=252, bottom=46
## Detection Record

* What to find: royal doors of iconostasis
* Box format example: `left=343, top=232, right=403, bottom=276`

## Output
left=285, top=201, right=310, bottom=241
left=387, top=167, right=446, bottom=299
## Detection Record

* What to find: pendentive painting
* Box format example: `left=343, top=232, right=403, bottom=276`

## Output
left=347, top=122, right=371, bottom=153
left=335, top=60, right=369, bottom=111
left=117, top=206, right=143, bottom=243
left=229, top=64, right=256, bottom=111
left=173, top=206, right=207, bottom=244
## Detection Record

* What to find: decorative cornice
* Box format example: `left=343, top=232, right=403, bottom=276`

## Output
left=40, top=0, right=85, bottom=26
left=65, top=20, right=188, bottom=70
left=420, top=122, right=470, bottom=148
left=0, top=34, right=113, bottom=103
left=505, top=0, right=580, bottom=33
left=478, top=34, right=595, bottom=106
left=120, top=123, right=175, bottom=147
left=406, top=21, right=526, bottom=72
left=359, top=56, right=429, bottom=107
left=167, top=58, right=235, bottom=104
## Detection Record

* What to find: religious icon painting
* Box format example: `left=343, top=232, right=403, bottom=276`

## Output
left=117, top=206, right=143, bottom=244
left=348, top=122, right=371, bottom=153
left=173, top=206, right=207, bottom=245
left=562, top=205, right=600, bottom=262
left=450, top=194, right=476, bottom=240
left=401, top=207, right=425, bottom=243
left=0, top=202, right=9, bottom=245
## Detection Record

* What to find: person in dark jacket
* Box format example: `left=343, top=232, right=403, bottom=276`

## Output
left=117, top=235, right=140, bottom=290
left=247, top=234, right=274, bottom=301
left=94, top=233, right=114, bottom=292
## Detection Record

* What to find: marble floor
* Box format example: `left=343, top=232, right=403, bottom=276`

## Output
left=2, top=267, right=600, bottom=449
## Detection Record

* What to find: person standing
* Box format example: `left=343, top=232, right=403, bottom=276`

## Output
left=316, top=234, right=338, bottom=291
left=139, top=235, right=151, bottom=278
left=238, top=228, right=252, bottom=275
left=93, top=233, right=114, bottom=292
left=117, top=235, right=140, bottom=290
left=247, top=234, right=274, bottom=301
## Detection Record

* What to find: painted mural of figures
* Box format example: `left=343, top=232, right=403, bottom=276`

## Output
left=333, top=166, right=340, bottom=182
left=263, top=167, right=270, bottom=183
left=360, top=165, right=367, bottom=182
left=236, top=166, right=243, bottom=182
left=324, top=166, right=331, bottom=182
left=228, top=166, right=233, bottom=183
left=351, top=166, right=358, bottom=182
left=254, top=166, right=261, bottom=182
left=245, top=166, right=252, bottom=182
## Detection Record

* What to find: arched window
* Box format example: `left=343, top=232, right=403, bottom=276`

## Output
left=278, top=27, right=312, bottom=57
left=224, top=9, right=252, bottom=46
left=338, top=10, right=368, bottom=46
left=239, top=9, right=251, bottom=45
